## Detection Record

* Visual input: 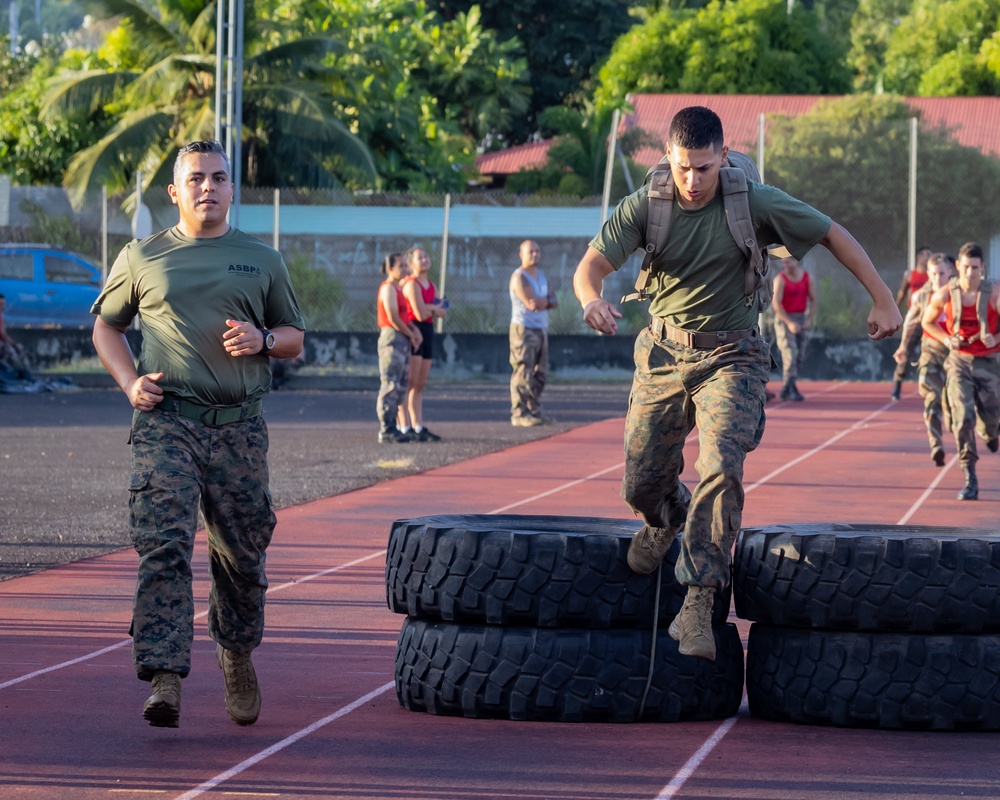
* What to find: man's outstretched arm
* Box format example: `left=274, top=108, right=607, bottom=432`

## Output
left=573, top=247, right=622, bottom=336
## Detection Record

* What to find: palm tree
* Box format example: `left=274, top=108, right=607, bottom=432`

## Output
left=42, top=0, right=376, bottom=207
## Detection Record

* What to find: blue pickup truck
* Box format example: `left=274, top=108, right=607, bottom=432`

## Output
left=0, top=244, right=103, bottom=329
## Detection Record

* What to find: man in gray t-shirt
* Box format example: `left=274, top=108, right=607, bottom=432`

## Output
left=509, top=240, right=557, bottom=426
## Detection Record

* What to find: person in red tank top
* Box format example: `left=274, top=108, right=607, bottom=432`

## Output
left=377, top=253, right=423, bottom=444
left=891, top=246, right=932, bottom=399
left=893, top=253, right=956, bottom=466
left=921, top=241, right=1000, bottom=500
left=771, top=251, right=817, bottom=402
left=399, top=246, right=447, bottom=442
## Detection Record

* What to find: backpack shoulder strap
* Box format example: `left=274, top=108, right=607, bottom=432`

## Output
left=719, top=166, right=765, bottom=307
left=949, top=277, right=963, bottom=336
left=622, top=163, right=674, bottom=303
left=978, top=279, right=995, bottom=341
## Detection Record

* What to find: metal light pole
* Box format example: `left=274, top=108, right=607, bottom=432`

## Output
left=215, top=0, right=244, bottom=227
left=601, top=109, right=622, bottom=225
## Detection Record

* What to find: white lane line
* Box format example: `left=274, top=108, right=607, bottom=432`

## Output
left=267, top=551, right=386, bottom=593
left=172, top=682, right=395, bottom=800
left=896, top=452, right=961, bottom=525
left=745, top=401, right=895, bottom=495
left=489, top=462, right=626, bottom=513
left=0, top=641, right=131, bottom=690
left=0, top=551, right=390, bottom=691
left=655, top=710, right=743, bottom=799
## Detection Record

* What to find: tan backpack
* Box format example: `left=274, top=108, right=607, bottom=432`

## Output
left=622, top=150, right=773, bottom=312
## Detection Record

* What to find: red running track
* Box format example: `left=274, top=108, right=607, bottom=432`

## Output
left=1, top=381, right=999, bottom=800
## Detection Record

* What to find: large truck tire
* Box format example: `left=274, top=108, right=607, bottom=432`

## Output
left=745, top=624, right=1000, bottom=730
left=733, top=523, right=1000, bottom=632
left=386, top=513, right=731, bottom=628
left=395, top=617, right=744, bottom=723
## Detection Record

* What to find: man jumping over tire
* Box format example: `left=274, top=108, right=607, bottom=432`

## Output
left=572, top=106, right=901, bottom=661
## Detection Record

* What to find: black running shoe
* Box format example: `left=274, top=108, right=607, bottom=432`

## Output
left=417, top=427, right=441, bottom=442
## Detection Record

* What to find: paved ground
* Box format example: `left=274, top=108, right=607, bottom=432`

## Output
left=0, top=378, right=631, bottom=580
left=5, top=381, right=1000, bottom=800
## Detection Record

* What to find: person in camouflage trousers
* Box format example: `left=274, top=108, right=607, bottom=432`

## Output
left=128, top=410, right=276, bottom=677
left=573, top=106, right=901, bottom=662
left=376, top=253, right=422, bottom=443
left=623, top=329, right=768, bottom=591
left=92, top=140, right=305, bottom=728
left=922, top=242, right=1000, bottom=500
left=893, top=253, right=955, bottom=466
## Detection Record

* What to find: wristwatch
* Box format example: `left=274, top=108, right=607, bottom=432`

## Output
left=259, top=328, right=275, bottom=353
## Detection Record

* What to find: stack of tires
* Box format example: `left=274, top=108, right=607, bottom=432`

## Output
left=734, top=523, right=1000, bottom=730
left=386, top=514, right=744, bottom=722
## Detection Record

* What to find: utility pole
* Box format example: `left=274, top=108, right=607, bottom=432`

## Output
left=214, top=0, right=244, bottom=227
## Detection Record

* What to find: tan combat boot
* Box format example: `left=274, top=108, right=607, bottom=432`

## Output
left=143, top=671, right=181, bottom=728
left=627, top=524, right=675, bottom=574
left=668, top=586, right=717, bottom=661
left=217, top=644, right=261, bottom=725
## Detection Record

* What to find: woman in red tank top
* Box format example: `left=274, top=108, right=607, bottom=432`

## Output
left=399, top=246, right=447, bottom=441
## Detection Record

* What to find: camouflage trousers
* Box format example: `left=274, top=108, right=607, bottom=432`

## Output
left=945, top=350, right=1000, bottom=466
left=774, top=314, right=809, bottom=383
left=509, top=324, right=548, bottom=420
left=377, top=327, right=411, bottom=432
left=893, top=329, right=921, bottom=383
left=623, top=325, right=769, bottom=590
left=917, top=338, right=950, bottom=453
left=128, top=409, right=276, bottom=681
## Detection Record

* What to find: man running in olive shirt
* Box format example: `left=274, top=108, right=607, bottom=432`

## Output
left=92, top=140, right=305, bottom=728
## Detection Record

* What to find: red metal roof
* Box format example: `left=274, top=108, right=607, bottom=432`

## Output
left=624, top=94, right=1000, bottom=165
left=475, top=139, right=555, bottom=175
left=476, top=94, right=1000, bottom=176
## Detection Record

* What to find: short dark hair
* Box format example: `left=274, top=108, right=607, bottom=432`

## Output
left=958, top=241, right=984, bottom=262
left=381, top=252, right=402, bottom=274
left=173, top=140, right=230, bottom=183
left=668, top=106, right=724, bottom=152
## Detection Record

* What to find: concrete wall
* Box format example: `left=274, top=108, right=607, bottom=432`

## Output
left=13, top=326, right=900, bottom=383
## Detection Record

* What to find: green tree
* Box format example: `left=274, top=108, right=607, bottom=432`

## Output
left=0, top=45, right=109, bottom=185
left=764, top=94, right=1000, bottom=266
left=435, top=0, right=639, bottom=144
left=42, top=0, right=376, bottom=206
left=594, top=0, right=852, bottom=111
left=877, top=0, right=1000, bottom=95
left=303, top=0, right=532, bottom=191
left=847, top=0, right=913, bottom=91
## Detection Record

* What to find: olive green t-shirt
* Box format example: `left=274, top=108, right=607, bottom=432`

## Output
left=590, top=181, right=832, bottom=331
left=92, top=227, right=305, bottom=406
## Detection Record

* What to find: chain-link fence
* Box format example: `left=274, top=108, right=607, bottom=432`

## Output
left=2, top=113, right=999, bottom=337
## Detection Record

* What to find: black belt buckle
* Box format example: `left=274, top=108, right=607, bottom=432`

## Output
left=716, top=330, right=729, bottom=346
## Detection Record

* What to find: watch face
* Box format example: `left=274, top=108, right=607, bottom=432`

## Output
left=263, top=332, right=275, bottom=351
